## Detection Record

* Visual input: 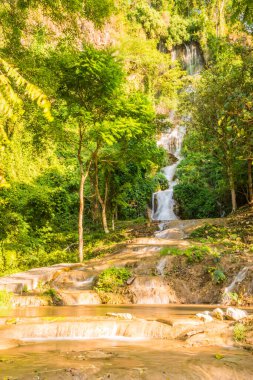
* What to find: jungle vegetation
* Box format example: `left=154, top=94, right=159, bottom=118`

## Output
left=0, top=0, right=252, bottom=271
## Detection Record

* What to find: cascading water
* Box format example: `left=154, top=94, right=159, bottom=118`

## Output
left=152, top=125, right=185, bottom=221
left=171, top=41, right=204, bottom=76
left=152, top=42, right=204, bottom=221
left=222, top=266, right=252, bottom=304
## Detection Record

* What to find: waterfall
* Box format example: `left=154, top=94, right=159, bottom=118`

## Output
left=156, top=257, right=168, bottom=276
left=151, top=42, right=204, bottom=222
left=172, top=41, right=204, bottom=76
left=222, top=267, right=251, bottom=304
left=152, top=125, right=185, bottom=221
left=129, top=276, right=178, bottom=304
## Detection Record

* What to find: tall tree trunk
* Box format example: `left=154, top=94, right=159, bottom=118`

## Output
left=248, top=158, right=253, bottom=205
left=112, top=213, right=115, bottom=231
left=227, top=166, right=237, bottom=212
left=77, top=127, right=91, bottom=262
left=94, top=151, right=109, bottom=234
left=102, top=204, right=109, bottom=234
left=215, top=0, right=225, bottom=37
left=78, top=171, right=85, bottom=263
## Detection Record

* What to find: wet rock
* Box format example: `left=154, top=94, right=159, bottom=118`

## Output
left=196, top=313, right=213, bottom=323
left=128, top=276, right=178, bottom=304
left=0, top=264, right=77, bottom=293
left=212, top=308, right=224, bottom=320
left=226, top=307, right=248, bottom=321
left=106, top=312, right=133, bottom=320
left=12, top=295, right=50, bottom=307
left=126, top=276, right=136, bottom=285
left=59, top=290, right=101, bottom=305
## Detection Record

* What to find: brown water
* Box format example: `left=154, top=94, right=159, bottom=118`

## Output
left=2, top=304, right=252, bottom=319
left=1, top=305, right=253, bottom=379
left=1, top=339, right=252, bottom=379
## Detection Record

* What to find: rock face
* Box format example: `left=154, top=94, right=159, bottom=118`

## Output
left=225, top=307, right=248, bottom=321
left=59, top=290, right=101, bottom=305
left=0, top=264, right=78, bottom=293
left=127, top=276, right=178, bottom=304
left=11, top=295, right=50, bottom=307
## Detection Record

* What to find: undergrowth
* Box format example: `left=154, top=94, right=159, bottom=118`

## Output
left=233, top=323, right=246, bottom=342
left=160, top=245, right=211, bottom=263
left=94, top=267, right=132, bottom=293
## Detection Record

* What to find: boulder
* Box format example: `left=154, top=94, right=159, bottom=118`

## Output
left=226, top=307, right=248, bottom=321
left=212, top=308, right=224, bottom=320
left=196, top=313, right=213, bottom=323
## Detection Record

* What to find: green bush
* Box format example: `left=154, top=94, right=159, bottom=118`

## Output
left=153, top=172, right=168, bottom=191
left=208, top=267, right=226, bottom=284
left=160, top=247, right=182, bottom=256
left=94, top=267, right=132, bottom=293
left=43, top=288, right=62, bottom=304
left=190, top=224, right=230, bottom=240
left=184, top=245, right=210, bottom=263
left=233, top=323, right=246, bottom=342
left=174, top=184, right=218, bottom=220
left=129, top=2, right=166, bottom=39
left=160, top=245, right=209, bottom=263
left=166, top=15, right=190, bottom=50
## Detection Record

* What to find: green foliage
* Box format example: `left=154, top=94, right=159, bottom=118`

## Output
left=129, top=1, right=167, bottom=39
left=160, top=247, right=182, bottom=256
left=43, top=288, right=62, bottom=304
left=233, top=323, right=246, bottom=342
left=228, top=292, right=240, bottom=304
left=0, top=290, right=13, bottom=308
left=182, top=47, right=253, bottom=213
left=231, top=0, right=253, bottom=24
left=208, top=267, right=226, bottom=284
left=0, top=0, right=251, bottom=271
left=174, top=183, right=219, bottom=219
left=153, top=172, right=168, bottom=191
left=190, top=224, right=230, bottom=240
left=83, top=0, right=115, bottom=26
left=61, top=46, right=124, bottom=111
left=166, top=15, right=190, bottom=50
left=173, top=143, right=229, bottom=219
left=160, top=245, right=210, bottom=263
left=0, top=57, right=53, bottom=124
left=94, top=267, right=132, bottom=293
left=184, top=245, right=210, bottom=263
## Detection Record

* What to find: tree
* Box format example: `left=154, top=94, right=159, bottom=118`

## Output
left=187, top=48, right=253, bottom=212
left=58, top=46, right=124, bottom=261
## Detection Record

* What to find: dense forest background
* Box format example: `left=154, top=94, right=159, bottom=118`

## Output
left=0, top=0, right=252, bottom=271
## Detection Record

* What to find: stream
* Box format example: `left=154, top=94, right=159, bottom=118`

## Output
left=1, top=305, right=253, bottom=379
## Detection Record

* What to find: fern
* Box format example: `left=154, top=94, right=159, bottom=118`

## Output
left=0, top=57, right=53, bottom=121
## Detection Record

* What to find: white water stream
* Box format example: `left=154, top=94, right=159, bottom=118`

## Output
left=152, top=41, right=204, bottom=221
left=222, top=266, right=252, bottom=304
left=152, top=125, right=185, bottom=221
